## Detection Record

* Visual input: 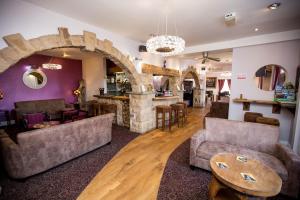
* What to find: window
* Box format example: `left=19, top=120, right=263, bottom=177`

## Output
left=220, top=79, right=230, bottom=94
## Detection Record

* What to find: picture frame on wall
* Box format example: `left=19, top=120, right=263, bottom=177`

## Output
left=206, top=77, right=217, bottom=88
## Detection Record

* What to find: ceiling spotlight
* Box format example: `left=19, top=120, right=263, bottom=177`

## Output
left=268, top=3, right=281, bottom=10
left=254, top=28, right=259, bottom=32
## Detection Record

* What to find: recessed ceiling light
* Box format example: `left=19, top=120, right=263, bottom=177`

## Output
left=268, top=3, right=281, bottom=10
left=254, top=28, right=259, bottom=32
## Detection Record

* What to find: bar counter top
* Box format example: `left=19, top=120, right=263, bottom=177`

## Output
left=93, top=95, right=129, bottom=101
left=152, top=96, right=180, bottom=101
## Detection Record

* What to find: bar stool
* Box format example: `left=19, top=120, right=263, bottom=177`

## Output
left=170, top=103, right=185, bottom=127
left=102, top=103, right=117, bottom=124
left=176, top=102, right=188, bottom=123
left=156, top=105, right=172, bottom=131
left=92, top=102, right=101, bottom=116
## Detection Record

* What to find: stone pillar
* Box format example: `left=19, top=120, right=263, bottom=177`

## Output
left=177, top=90, right=184, bottom=101
left=129, top=92, right=155, bottom=133
left=193, top=88, right=201, bottom=107
left=199, top=89, right=206, bottom=107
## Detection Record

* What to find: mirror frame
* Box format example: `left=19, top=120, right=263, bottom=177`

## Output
left=22, top=68, right=47, bottom=89
left=254, top=64, right=287, bottom=92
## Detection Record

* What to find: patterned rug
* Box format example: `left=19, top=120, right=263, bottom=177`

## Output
left=0, top=126, right=139, bottom=200
left=157, top=139, right=295, bottom=200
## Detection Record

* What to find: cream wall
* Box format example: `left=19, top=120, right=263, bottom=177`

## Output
left=229, top=40, right=300, bottom=144
left=82, top=55, right=106, bottom=101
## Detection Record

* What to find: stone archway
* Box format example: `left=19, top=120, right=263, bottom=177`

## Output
left=0, top=27, right=157, bottom=133
left=179, top=66, right=203, bottom=107
left=0, top=27, right=141, bottom=93
left=179, top=66, right=201, bottom=89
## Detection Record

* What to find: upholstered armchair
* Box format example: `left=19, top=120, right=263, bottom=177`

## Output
left=23, top=113, right=45, bottom=129
left=190, top=117, right=300, bottom=198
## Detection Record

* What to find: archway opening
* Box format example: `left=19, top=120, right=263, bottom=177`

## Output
left=180, top=67, right=202, bottom=107
left=0, top=28, right=142, bottom=130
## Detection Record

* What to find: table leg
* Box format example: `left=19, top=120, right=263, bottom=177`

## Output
left=209, top=176, right=265, bottom=200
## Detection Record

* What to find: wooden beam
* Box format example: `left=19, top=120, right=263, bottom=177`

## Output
left=142, top=63, right=180, bottom=77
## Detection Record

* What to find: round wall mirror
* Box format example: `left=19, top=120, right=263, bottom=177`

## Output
left=23, top=68, right=47, bottom=89
left=254, top=64, right=286, bottom=91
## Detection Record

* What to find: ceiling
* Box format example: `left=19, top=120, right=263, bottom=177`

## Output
left=181, top=49, right=232, bottom=64
left=23, top=0, right=300, bottom=46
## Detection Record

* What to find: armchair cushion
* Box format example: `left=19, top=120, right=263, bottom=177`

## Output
left=196, top=141, right=288, bottom=181
left=23, top=113, right=45, bottom=128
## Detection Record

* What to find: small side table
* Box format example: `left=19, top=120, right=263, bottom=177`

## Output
left=0, top=110, right=10, bottom=127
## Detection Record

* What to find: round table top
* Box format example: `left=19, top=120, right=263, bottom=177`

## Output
left=210, top=153, right=282, bottom=197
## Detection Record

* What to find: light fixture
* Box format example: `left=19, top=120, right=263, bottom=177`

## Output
left=146, top=35, right=185, bottom=57
left=268, top=3, right=281, bottom=10
left=254, top=28, right=259, bottom=32
left=42, top=57, right=62, bottom=70
left=221, top=72, right=232, bottom=77
left=146, top=9, right=185, bottom=57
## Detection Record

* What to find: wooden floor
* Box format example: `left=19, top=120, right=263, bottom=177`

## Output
left=77, top=107, right=209, bottom=200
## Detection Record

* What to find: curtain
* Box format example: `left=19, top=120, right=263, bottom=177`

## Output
left=272, top=66, right=280, bottom=90
left=259, top=77, right=263, bottom=89
left=218, top=79, right=225, bottom=94
left=227, top=79, right=231, bottom=89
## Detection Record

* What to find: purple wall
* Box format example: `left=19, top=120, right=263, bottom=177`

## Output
left=0, top=54, right=82, bottom=111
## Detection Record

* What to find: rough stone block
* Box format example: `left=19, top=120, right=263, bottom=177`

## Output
left=58, top=27, right=72, bottom=46
left=83, top=31, right=97, bottom=51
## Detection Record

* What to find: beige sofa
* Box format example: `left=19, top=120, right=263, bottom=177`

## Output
left=14, top=98, right=72, bottom=122
left=0, top=113, right=114, bottom=179
left=190, top=117, right=300, bottom=198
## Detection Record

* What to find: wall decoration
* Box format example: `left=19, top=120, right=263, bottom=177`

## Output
left=206, top=77, right=217, bottom=88
left=0, top=90, right=3, bottom=100
left=22, top=68, right=47, bottom=89
left=254, top=64, right=286, bottom=91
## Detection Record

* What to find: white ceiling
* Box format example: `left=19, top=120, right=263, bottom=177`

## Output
left=23, top=0, right=300, bottom=46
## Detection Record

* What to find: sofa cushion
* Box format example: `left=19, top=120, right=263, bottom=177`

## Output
left=23, top=113, right=45, bottom=128
left=196, top=141, right=288, bottom=181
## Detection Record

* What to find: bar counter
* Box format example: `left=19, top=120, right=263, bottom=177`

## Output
left=93, top=95, right=129, bottom=101
left=152, top=96, right=180, bottom=101
left=93, top=95, right=130, bottom=128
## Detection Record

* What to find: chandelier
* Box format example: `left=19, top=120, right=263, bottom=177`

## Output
left=146, top=9, right=185, bottom=57
left=146, top=35, right=185, bottom=57
left=42, top=57, right=62, bottom=70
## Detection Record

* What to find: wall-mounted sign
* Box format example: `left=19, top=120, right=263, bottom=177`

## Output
left=237, top=73, right=246, bottom=80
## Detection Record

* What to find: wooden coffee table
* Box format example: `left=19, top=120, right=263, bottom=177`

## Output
left=209, top=153, right=282, bottom=200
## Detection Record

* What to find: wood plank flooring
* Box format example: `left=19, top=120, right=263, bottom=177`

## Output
left=77, top=107, right=209, bottom=200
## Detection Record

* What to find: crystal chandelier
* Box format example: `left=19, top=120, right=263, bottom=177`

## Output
left=42, top=57, right=62, bottom=70
left=146, top=10, right=185, bottom=57
left=146, top=35, right=185, bottom=57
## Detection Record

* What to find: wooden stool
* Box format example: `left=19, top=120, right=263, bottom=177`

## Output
left=102, top=103, right=117, bottom=124
left=256, top=116, right=280, bottom=126
left=92, top=102, right=101, bottom=116
left=176, top=102, right=188, bottom=123
left=156, top=105, right=172, bottom=131
left=170, top=104, right=185, bottom=127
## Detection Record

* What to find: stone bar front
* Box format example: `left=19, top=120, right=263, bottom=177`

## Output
left=93, top=95, right=130, bottom=128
